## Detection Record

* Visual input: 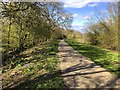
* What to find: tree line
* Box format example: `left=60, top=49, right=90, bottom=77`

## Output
left=82, top=2, right=119, bottom=51
left=0, top=2, right=72, bottom=61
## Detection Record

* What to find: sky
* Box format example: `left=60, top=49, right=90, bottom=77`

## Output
left=57, top=0, right=118, bottom=33
left=2, top=0, right=118, bottom=33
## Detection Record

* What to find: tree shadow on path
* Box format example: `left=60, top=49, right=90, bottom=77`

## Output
left=7, top=61, right=119, bottom=89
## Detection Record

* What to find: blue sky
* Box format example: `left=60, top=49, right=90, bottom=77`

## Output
left=3, top=0, right=118, bottom=33
left=57, top=0, right=113, bottom=33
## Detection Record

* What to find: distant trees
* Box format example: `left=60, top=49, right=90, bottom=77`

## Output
left=83, top=2, right=119, bottom=50
left=0, top=2, right=73, bottom=58
left=61, top=29, right=82, bottom=42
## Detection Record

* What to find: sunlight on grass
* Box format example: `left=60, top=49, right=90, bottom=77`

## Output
left=66, top=39, right=120, bottom=77
left=2, top=40, right=64, bottom=89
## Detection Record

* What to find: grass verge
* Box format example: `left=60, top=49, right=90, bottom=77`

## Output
left=2, top=40, right=65, bottom=89
left=65, top=39, right=120, bottom=77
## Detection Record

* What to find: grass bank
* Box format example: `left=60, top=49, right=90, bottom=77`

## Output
left=65, top=39, right=120, bottom=77
left=2, top=40, right=65, bottom=89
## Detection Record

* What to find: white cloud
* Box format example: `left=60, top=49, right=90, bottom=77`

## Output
left=71, top=12, right=96, bottom=32
left=63, top=0, right=93, bottom=8
left=72, top=24, right=86, bottom=33
left=73, top=14, right=78, bottom=17
left=60, top=0, right=118, bottom=8
left=84, top=16, right=91, bottom=20
left=73, top=13, right=93, bottom=20
left=88, top=3, right=97, bottom=7
left=72, top=22, right=83, bottom=27
left=89, top=12, right=95, bottom=15
left=73, top=13, right=83, bottom=20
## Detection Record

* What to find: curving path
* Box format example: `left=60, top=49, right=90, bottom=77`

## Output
left=57, top=40, right=120, bottom=88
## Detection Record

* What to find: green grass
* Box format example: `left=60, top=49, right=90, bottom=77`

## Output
left=65, top=39, right=120, bottom=77
left=3, top=40, right=65, bottom=89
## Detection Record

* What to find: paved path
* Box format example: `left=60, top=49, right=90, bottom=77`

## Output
left=57, top=40, right=120, bottom=88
